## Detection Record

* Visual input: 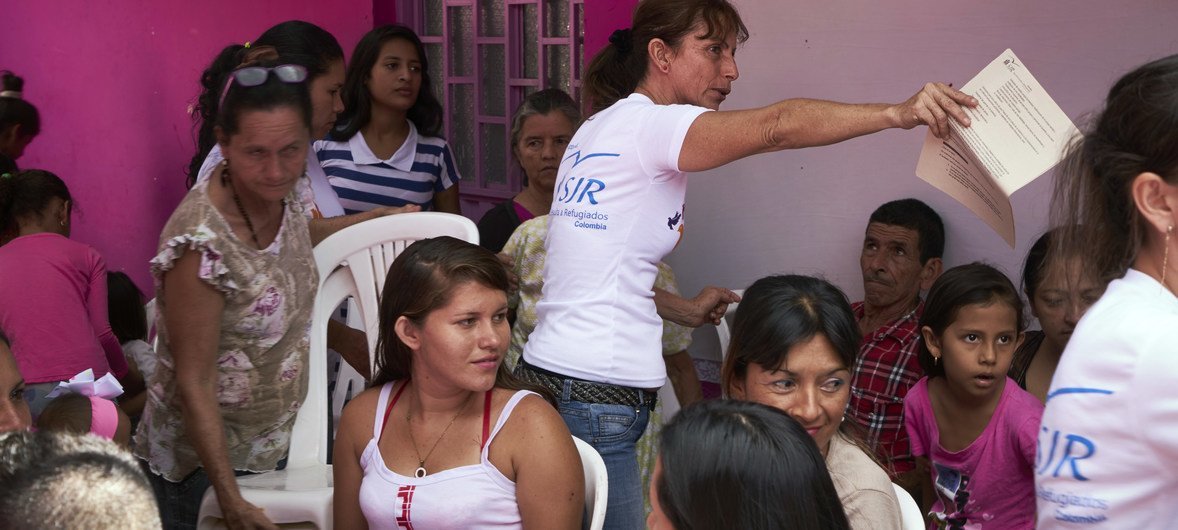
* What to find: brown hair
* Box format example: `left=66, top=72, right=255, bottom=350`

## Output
left=370, top=237, right=552, bottom=402
left=1050, top=54, right=1178, bottom=285
left=582, top=0, right=748, bottom=114
left=35, top=394, right=92, bottom=435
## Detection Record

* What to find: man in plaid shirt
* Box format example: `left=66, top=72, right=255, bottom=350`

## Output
left=847, top=199, right=944, bottom=494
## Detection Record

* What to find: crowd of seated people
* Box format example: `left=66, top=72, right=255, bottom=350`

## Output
left=6, top=0, right=1178, bottom=529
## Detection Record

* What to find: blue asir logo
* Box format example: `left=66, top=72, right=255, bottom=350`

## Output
left=556, top=176, right=605, bottom=205
left=564, top=150, right=620, bottom=168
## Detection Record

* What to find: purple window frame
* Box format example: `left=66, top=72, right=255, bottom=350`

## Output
left=400, top=0, right=585, bottom=217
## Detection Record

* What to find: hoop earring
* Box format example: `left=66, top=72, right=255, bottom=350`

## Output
left=1164, top=225, right=1173, bottom=289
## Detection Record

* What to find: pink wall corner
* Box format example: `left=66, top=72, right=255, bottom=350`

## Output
left=584, top=0, right=639, bottom=66
left=1, top=1, right=373, bottom=294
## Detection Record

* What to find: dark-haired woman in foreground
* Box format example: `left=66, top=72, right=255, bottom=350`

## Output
left=722, top=275, right=900, bottom=529
left=648, top=399, right=850, bottom=530
left=333, top=237, right=581, bottom=530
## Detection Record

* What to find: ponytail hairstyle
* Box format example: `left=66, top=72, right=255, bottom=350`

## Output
left=186, top=21, right=344, bottom=187
left=1050, top=54, right=1178, bottom=285
left=0, top=71, right=41, bottom=165
left=332, top=24, right=444, bottom=141
left=583, top=0, right=748, bottom=114
left=0, top=169, right=71, bottom=240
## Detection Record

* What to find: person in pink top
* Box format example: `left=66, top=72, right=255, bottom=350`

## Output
left=904, top=263, right=1042, bottom=529
left=0, top=170, right=142, bottom=417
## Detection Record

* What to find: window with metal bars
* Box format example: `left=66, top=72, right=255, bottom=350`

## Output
left=398, top=0, right=585, bottom=218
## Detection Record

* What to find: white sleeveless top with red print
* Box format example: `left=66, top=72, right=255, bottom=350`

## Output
left=358, top=381, right=534, bottom=529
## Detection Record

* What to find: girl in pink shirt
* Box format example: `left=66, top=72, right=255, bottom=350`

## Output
left=904, top=263, right=1042, bottom=529
left=0, top=170, right=140, bottom=416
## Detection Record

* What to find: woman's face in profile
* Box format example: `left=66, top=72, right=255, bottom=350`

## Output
left=0, top=342, right=31, bottom=433
left=729, top=334, right=850, bottom=457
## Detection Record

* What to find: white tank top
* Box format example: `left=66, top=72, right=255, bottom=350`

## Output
left=358, top=382, right=534, bottom=529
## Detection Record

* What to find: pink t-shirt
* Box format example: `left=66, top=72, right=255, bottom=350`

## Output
left=0, top=233, right=127, bottom=383
left=905, top=376, right=1042, bottom=529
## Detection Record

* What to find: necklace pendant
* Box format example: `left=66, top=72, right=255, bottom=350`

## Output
left=414, top=466, right=427, bottom=479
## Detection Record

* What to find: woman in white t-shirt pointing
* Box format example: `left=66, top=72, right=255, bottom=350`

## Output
left=513, top=1, right=975, bottom=527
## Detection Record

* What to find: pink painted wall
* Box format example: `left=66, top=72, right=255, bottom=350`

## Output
left=584, top=1, right=640, bottom=68
left=1, top=1, right=374, bottom=292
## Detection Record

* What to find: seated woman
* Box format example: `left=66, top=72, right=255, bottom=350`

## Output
left=333, top=236, right=583, bottom=529
left=1007, top=229, right=1106, bottom=403
left=648, top=399, right=850, bottom=530
left=0, top=169, right=142, bottom=418
left=134, top=47, right=319, bottom=528
left=477, top=88, right=581, bottom=252
left=722, top=275, right=902, bottom=530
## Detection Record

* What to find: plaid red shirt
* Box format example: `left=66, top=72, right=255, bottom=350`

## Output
left=847, top=300, right=924, bottom=477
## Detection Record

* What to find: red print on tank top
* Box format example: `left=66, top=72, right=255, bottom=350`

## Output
left=396, top=485, right=416, bottom=529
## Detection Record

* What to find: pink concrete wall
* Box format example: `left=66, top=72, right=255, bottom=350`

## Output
left=584, top=0, right=639, bottom=67
left=1, top=1, right=374, bottom=292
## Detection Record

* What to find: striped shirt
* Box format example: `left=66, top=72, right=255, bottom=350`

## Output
left=314, top=120, right=460, bottom=214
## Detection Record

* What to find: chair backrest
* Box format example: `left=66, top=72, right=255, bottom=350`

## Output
left=313, top=212, right=480, bottom=364
left=892, top=482, right=925, bottom=530
left=573, top=437, right=608, bottom=530
left=285, top=268, right=356, bottom=468
left=313, top=212, right=480, bottom=431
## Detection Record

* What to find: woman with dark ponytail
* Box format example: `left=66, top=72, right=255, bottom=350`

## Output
left=0, top=170, right=142, bottom=418
left=515, top=0, right=977, bottom=527
left=0, top=71, right=40, bottom=178
left=1036, top=54, right=1178, bottom=528
left=187, top=21, right=418, bottom=244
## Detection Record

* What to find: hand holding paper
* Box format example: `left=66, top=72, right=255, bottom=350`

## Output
left=915, top=49, right=1079, bottom=247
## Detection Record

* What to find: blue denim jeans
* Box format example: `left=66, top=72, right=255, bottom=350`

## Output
left=556, top=380, right=651, bottom=530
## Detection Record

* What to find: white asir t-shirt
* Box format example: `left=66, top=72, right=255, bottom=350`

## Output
left=521, top=93, right=709, bottom=389
left=1036, top=269, right=1178, bottom=528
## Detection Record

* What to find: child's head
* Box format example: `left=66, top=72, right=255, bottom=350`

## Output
left=36, top=394, right=131, bottom=448
left=0, top=330, right=31, bottom=433
left=335, top=24, right=443, bottom=140
left=107, top=271, right=148, bottom=344
left=919, top=263, right=1025, bottom=392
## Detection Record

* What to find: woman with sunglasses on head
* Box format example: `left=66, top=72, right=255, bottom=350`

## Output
left=134, top=46, right=317, bottom=530
left=188, top=21, right=420, bottom=245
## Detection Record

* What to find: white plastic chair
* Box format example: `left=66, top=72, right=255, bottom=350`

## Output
left=573, top=437, right=608, bottom=530
left=194, top=267, right=356, bottom=529
left=313, top=212, right=480, bottom=426
left=893, top=482, right=925, bottom=530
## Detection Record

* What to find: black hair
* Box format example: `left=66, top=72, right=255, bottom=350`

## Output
left=656, top=400, right=851, bottom=530
left=186, top=21, right=343, bottom=187
left=0, top=169, right=71, bottom=239
left=918, top=263, right=1025, bottom=378
left=0, top=71, right=41, bottom=143
left=722, top=275, right=859, bottom=391
left=583, top=0, right=749, bottom=114
left=867, top=198, right=945, bottom=264
left=212, top=48, right=312, bottom=154
left=332, top=24, right=444, bottom=141
left=106, top=271, right=147, bottom=344
left=1022, top=230, right=1055, bottom=300
left=371, top=236, right=553, bottom=403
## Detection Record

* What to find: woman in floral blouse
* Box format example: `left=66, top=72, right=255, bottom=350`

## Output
left=134, top=47, right=318, bottom=530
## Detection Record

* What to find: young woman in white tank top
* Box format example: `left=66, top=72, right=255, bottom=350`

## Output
left=333, top=237, right=583, bottom=529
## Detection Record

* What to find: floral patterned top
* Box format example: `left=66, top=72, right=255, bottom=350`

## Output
left=501, top=215, right=693, bottom=513
left=133, top=179, right=318, bottom=482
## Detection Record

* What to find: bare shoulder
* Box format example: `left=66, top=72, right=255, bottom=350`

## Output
left=491, top=389, right=571, bottom=443
left=338, top=384, right=393, bottom=434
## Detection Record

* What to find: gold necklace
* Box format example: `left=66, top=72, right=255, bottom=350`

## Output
left=405, top=389, right=473, bottom=478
